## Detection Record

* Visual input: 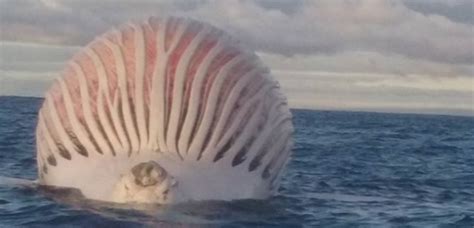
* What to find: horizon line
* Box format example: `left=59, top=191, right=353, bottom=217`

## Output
left=1, top=95, right=472, bottom=118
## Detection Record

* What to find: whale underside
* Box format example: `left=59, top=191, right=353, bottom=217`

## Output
left=35, top=16, right=294, bottom=204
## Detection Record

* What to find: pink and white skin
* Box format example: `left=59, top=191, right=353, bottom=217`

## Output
left=35, top=17, right=294, bottom=204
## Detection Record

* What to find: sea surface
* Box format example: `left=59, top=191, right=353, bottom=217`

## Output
left=0, top=96, right=473, bottom=227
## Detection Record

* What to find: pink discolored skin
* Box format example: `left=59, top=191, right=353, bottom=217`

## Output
left=36, top=17, right=293, bottom=203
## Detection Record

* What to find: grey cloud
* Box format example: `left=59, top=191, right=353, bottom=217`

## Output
left=259, top=51, right=473, bottom=79
left=0, top=0, right=209, bottom=45
left=403, top=0, right=473, bottom=25
left=0, top=0, right=110, bottom=45
left=0, top=0, right=472, bottom=68
left=191, top=0, right=473, bottom=64
left=253, top=0, right=304, bottom=15
left=0, top=42, right=78, bottom=62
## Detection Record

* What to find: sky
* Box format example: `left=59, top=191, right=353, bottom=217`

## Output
left=0, top=0, right=472, bottom=116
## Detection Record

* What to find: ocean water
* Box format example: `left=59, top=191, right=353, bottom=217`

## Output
left=0, top=96, right=473, bottom=227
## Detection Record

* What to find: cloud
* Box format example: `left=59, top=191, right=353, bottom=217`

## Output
left=0, top=41, right=78, bottom=64
left=192, top=0, right=473, bottom=64
left=403, top=0, right=473, bottom=25
left=258, top=51, right=473, bottom=78
left=0, top=0, right=472, bottom=65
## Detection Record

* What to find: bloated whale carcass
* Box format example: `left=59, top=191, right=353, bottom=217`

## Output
left=35, top=17, right=293, bottom=204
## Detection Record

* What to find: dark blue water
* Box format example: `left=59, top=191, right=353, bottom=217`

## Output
left=0, top=96, right=473, bottom=227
